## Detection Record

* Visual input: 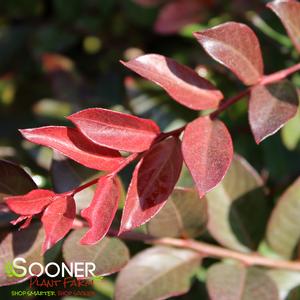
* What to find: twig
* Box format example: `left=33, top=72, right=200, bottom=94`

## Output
left=152, top=237, right=300, bottom=272
left=260, top=63, right=300, bottom=85
left=210, top=88, right=251, bottom=119
left=71, top=153, right=139, bottom=195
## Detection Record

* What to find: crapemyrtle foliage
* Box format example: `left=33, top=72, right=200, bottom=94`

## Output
left=1, top=0, right=300, bottom=299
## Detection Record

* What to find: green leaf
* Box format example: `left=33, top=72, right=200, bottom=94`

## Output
left=267, top=270, right=300, bottom=300
left=281, top=108, right=300, bottom=151
left=0, top=223, right=45, bottom=286
left=115, top=246, right=200, bottom=300
left=63, top=228, right=129, bottom=276
left=146, top=187, right=207, bottom=238
left=207, top=263, right=279, bottom=300
left=206, top=154, right=270, bottom=252
left=266, top=177, right=300, bottom=258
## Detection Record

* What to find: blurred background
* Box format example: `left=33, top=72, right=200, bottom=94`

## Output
left=0, top=0, right=300, bottom=299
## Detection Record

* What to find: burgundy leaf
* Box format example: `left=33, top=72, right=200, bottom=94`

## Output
left=41, top=194, right=76, bottom=253
left=20, top=126, right=124, bottom=171
left=122, top=54, right=223, bottom=110
left=154, top=0, right=204, bottom=34
left=267, top=0, right=300, bottom=53
left=249, top=80, right=299, bottom=144
left=5, top=189, right=55, bottom=215
left=80, top=175, right=120, bottom=245
left=182, top=116, right=233, bottom=197
left=194, top=22, right=264, bottom=85
left=68, top=108, right=160, bottom=153
left=120, top=136, right=183, bottom=234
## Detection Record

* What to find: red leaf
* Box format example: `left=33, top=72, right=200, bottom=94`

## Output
left=267, top=0, right=300, bottom=53
left=194, top=22, right=264, bottom=85
left=68, top=108, right=160, bottom=153
left=41, top=194, right=76, bottom=253
left=122, top=54, right=223, bottom=110
left=80, top=175, right=120, bottom=245
left=20, top=126, right=124, bottom=171
left=154, top=0, right=204, bottom=34
left=11, top=215, right=33, bottom=229
left=249, top=80, right=299, bottom=144
left=120, top=136, right=183, bottom=233
left=182, top=116, right=233, bottom=197
left=5, top=189, right=55, bottom=215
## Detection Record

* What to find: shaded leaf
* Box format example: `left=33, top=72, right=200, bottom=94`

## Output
left=120, top=137, right=183, bottom=233
left=194, top=22, right=264, bottom=85
left=249, top=80, right=299, bottom=144
left=207, top=263, right=279, bottom=300
left=115, top=246, right=200, bottom=300
left=182, top=116, right=233, bottom=198
left=267, top=177, right=300, bottom=258
left=0, top=160, right=37, bottom=201
left=0, top=224, right=45, bottom=286
left=267, top=0, right=300, bottom=53
left=20, top=126, right=124, bottom=171
left=41, top=194, right=76, bottom=253
left=206, top=155, right=269, bottom=252
left=5, top=189, right=54, bottom=216
left=63, top=228, right=129, bottom=276
left=146, top=187, right=207, bottom=238
left=80, top=175, right=120, bottom=245
left=0, top=160, right=37, bottom=226
left=68, top=108, right=160, bottom=153
left=154, top=0, right=204, bottom=34
left=122, top=54, right=223, bottom=110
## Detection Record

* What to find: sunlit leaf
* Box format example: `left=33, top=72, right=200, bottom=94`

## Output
left=194, top=22, right=264, bottom=85
left=249, top=80, right=299, bottom=144
left=20, top=126, right=124, bottom=171
left=182, top=116, right=233, bottom=198
left=146, top=187, right=207, bottom=238
left=207, top=263, right=279, bottom=300
left=267, top=177, right=300, bottom=258
left=80, top=175, right=120, bottom=245
left=122, top=54, right=223, bottom=110
left=115, top=246, right=200, bottom=300
left=268, top=0, right=300, bottom=53
left=68, top=108, right=160, bottom=153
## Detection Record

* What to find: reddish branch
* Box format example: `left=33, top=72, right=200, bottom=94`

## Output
left=69, top=220, right=300, bottom=271
left=152, top=238, right=300, bottom=272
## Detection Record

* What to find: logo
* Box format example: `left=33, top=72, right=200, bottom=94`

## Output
left=4, top=258, right=98, bottom=279
left=4, top=257, right=104, bottom=297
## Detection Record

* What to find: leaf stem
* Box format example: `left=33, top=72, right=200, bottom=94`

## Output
left=260, top=63, right=300, bottom=85
left=210, top=88, right=251, bottom=119
left=152, top=237, right=300, bottom=271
